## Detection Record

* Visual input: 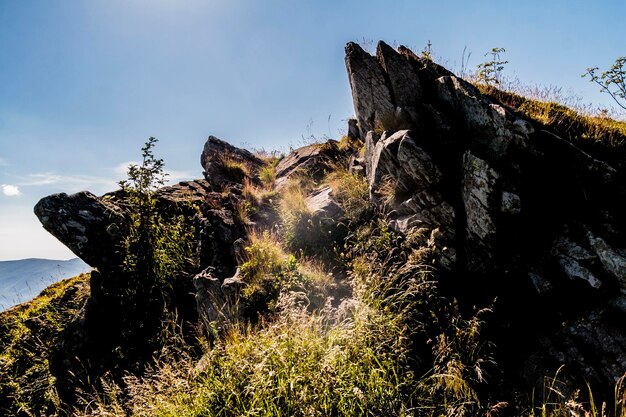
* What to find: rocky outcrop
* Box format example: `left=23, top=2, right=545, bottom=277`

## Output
left=274, top=141, right=345, bottom=189
left=201, top=135, right=265, bottom=188
left=26, top=40, right=626, bottom=410
left=347, top=40, right=626, bottom=391
left=33, top=138, right=252, bottom=405
left=34, top=180, right=224, bottom=270
left=34, top=191, right=129, bottom=270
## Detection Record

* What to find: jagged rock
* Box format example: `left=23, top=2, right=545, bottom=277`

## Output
left=34, top=191, right=128, bottom=269
left=366, top=129, right=456, bottom=269
left=377, top=41, right=423, bottom=125
left=519, top=308, right=626, bottom=393
left=345, top=42, right=395, bottom=138
left=367, top=130, right=442, bottom=196
left=156, top=179, right=212, bottom=207
left=528, top=270, right=552, bottom=295
left=587, top=232, right=626, bottom=285
left=33, top=180, right=219, bottom=271
left=347, top=118, right=360, bottom=140
left=434, top=75, right=532, bottom=163
left=501, top=191, right=521, bottom=214
left=348, top=155, right=366, bottom=177
left=346, top=41, right=626, bottom=391
left=552, top=235, right=601, bottom=289
left=274, top=141, right=343, bottom=189
left=462, top=152, right=499, bottom=273
left=201, top=135, right=264, bottom=188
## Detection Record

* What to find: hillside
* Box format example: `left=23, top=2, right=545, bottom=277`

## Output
left=1, top=41, right=625, bottom=416
left=0, top=258, right=91, bottom=309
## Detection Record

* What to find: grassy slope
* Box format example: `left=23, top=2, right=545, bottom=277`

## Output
left=0, top=273, right=90, bottom=416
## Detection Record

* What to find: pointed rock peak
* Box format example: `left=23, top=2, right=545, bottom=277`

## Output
left=345, top=41, right=394, bottom=138
left=200, top=135, right=264, bottom=188
left=345, top=41, right=366, bottom=56
left=375, top=40, right=397, bottom=60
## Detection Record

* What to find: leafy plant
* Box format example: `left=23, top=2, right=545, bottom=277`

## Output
left=421, top=39, right=434, bottom=61
left=584, top=56, right=626, bottom=110
left=118, top=137, right=196, bottom=344
left=476, top=47, right=508, bottom=86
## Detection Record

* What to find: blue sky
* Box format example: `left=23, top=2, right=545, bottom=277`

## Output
left=1, top=0, right=624, bottom=260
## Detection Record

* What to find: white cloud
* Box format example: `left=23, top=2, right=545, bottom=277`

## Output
left=17, top=172, right=120, bottom=196
left=0, top=204, right=75, bottom=260
left=1, top=184, right=21, bottom=196
left=165, top=169, right=194, bottom=184
left=13, top=164, right=195, bottom=198
left=22, top=173, right=116, bottom=188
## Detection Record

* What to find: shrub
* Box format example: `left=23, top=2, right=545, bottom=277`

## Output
left=476, top=47, right=508, bottom=86
left=118, top=138, right=196, bottom=346
left=277, top=177, right=324, bottom=256
left=258, top=164, right=277, bottom=189
left=239, top=231, right=334, bottom=315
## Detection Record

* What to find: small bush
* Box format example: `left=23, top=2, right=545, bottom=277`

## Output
left=337, top=134, right=363, bottom=152
left=240, top=230, right=292, bottom=300
left=118, top=138, right=197, bottom=349
left=476, top=47, right=508, bottom=86
left=277, top=177, right=326, bottom=256
left=584, top=56, right=626, bottom=111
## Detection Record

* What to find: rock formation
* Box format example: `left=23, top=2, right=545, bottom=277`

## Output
left=346, top=40, right=626, bottom=392
left=33, top=138, right=255, bottom=404
left=27, top=40, right=626, bottom=410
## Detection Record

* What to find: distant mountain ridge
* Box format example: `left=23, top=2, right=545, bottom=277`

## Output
left=0, top=258, right=91, bottom=310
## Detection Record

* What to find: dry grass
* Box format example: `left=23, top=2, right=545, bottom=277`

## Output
left=218, top=153, right=252, bottom=182
left=324, top=167, right=369, bottom=225
left=476, top=84, right=626, bottom=149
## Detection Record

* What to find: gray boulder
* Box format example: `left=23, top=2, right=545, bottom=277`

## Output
left=345, top=42, right=395, bottom=138
left=34, top=191, right=128, bottom=269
